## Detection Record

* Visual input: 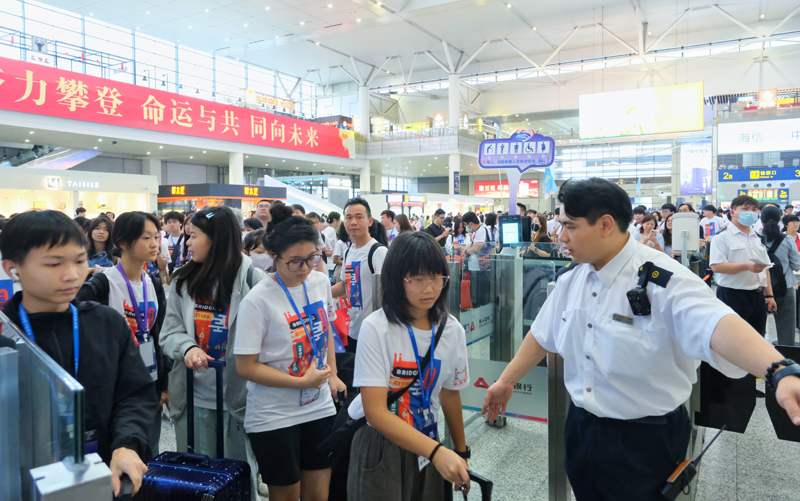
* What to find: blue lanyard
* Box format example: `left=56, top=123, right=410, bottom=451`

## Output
left=19, top=302, right=80, bottom=376
left=115, top=264, right=150, bottom=342
left=274, top=273, right=323, bottom=369
left=407, top=323, right=436, bottom=413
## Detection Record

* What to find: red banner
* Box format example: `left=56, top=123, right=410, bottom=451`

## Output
left=0, top=56, right=353, bottom=158
left=474, top=180, right=539, bottom=198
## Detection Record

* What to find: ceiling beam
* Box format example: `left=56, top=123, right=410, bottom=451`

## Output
left=366, top=56, right=395, bottom=85
left=276, top=72, right=291, bottom=99
left=350, top=56, right=365, bottom=85
left=457, top=40, right=490, bottom=74
left=502, top=38, right=561, bottom=84
left=597, top=23, right=639, bottom=54
left=442, top=40, right=455, bottom=73
left=542, top=27, right=580, bottom=67
left=455, top=52, right=464, bottom=73
left=406, top=53, right=418, bottom=84
left=647, top=8, right=692, bottom=52
left=337, top=65, right=362, bottom=85
left=769, top=4, right=800, bottom=37
left=636, top=6, right=646, bottom=55
left=424, top=51, right=451, bottom=73
left=711, top=4, right=762, bottom=39
left=288, top=70, right=311, bottom=98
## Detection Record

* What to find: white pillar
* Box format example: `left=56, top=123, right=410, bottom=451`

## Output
left=448, top=73, right=460, bottom=129
left=360, top=163, right=371, bottom=194
left=142, top=158, right=162, bottom=185
left=449, top=153, right=459, bottom=196
left=228, top=152, right=244, bottom=185
left=358, top=86, right=370, bottom=137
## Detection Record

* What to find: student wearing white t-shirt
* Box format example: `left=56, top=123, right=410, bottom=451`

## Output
left=236, top=216, right=345, bottom=501
left=462, top=211, right=493, bottom=308
left=323, top=212, right=340, bottom=277
left=348, top=231, right=471, bottom=499
left=77, top=211, right=169, bottom=459
left=547, top=208, right=562, bottom=237
left=700, top=205, right=728, bottom=240
left=332, top=227, right=350, bottom=285
left=159, top=207, right=266, bottom=501
left=332, top=198, right=388, bottom=353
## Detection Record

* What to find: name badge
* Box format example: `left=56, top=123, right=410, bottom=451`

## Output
left=139, top=339, right=158, bottom=381
left=612, top=313, right=634, bottom=326
left=300, top=387, right=320, bottom=406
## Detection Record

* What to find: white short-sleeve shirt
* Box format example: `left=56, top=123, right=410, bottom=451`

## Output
left=709, top=223, right=770, bottom=290
left=339, top=239, right=388, bottom=339
left=532, top=234, right=746, bottom=420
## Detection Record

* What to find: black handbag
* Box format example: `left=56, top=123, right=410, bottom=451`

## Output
left=322, top=314, right=447, bottom=501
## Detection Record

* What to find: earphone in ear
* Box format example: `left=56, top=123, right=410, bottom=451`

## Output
left=10, top=268, right=19, bottom=281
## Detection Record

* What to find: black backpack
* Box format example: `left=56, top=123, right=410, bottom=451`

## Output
left=763, top=235, right=788, bottom=297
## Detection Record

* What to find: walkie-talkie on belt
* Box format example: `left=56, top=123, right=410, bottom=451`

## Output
left=661, top=425, right=727, bottom=500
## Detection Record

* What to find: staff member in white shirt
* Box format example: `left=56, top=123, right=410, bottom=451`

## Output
left=710, top=195, right=776, bottom=335
left=481, top=178, right=800, bottom=501
left=332, top=198, right=388, bottom=353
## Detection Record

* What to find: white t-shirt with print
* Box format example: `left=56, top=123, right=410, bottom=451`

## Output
left=468, top=225, right=493, bottom=272
left=322, top=225, right=338, bottom=271
left=103, top=265, right=158, bottom=343
left=339, top=239, right=388, bottom=340
left=700, top=216, right=728, bottom=240
left=348, top=309, right=469, bottom=426
left=234, top=271, right=337, bottom=433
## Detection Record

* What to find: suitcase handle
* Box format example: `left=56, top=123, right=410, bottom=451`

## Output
left=467, top=470, right=493, bottom=501
left=186, top=360, right=226, bottom=458
left=172, top=452, right=212, bottom=467
left=114, top=473, right=133, bottom=501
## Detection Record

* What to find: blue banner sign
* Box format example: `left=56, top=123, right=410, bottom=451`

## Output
left=479, top=130, right=555, bottom=172
left=719, top=168, right=800, bottom=182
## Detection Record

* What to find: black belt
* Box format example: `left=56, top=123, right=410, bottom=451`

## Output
left=583, top=405, right=682, bottom=426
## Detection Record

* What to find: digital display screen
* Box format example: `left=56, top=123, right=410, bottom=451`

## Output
left=579, top=82, right=704, bottom=140
left=502, top=222, right=520, bottom=245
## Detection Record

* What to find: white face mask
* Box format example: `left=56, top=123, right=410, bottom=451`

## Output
left=250, top=253, right=273, bottom=271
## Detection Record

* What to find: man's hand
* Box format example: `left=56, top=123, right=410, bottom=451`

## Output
left=157, top=390, right=169, bottom=412
left=746, top=261, right=768, bottom=273
left=110, top=447, right=147, bottom=496
left=775, top=373, right=800, bottom=426
left=767, top=297, right=778, bottom=313
left=481, top=381, right=515, bottom=421
left=184, top=346, right=214, bottom=370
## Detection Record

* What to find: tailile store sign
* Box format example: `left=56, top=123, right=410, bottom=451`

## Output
left=718, top=168, right=800, bottom=182
left=0, top=56, right=354, bottom=158
left=478, top=130, right=554, bottom=214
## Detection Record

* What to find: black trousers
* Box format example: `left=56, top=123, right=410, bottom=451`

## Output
left=345, top=335, right=358, bottom=354
left=716, top=286, right=767, bottom=336
left=564, top=403, right=691, bottom=501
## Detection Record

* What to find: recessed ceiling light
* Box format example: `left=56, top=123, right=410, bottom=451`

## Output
left=275, top=35, right=280, bottom=39
left=265, top=6, right=270, bottom=9
left=159, top=145, right=163, bottom=148
left=246, top=156, right=249, bottom=158
left=136, top=27, right=140, bottom=30
left=516, top=114, right=518, bottom=117
left=341, top=166, right=344, bottom=169
left=428, top=164, right=431, bottom=166
left=98, top=138, right=103, bottom=142
left=316, top=42, right=320, bottom=45
left=322, top=169, right=325, bottom=171
left=188, top=26, right=192, bottom=29
left=761, top=13, right=765, bottom=18
left=506, top=3, right=511, bottom=7
left=434, top=157, right=437, bottom=159
left=147, top=151, right=150, bottom=154
left=244, top=23, right=248, bottom=27
left=25, top=139, right=29, bottom=143
left=145, top=11, right=149, bottom=14
left=190, top=156, right=193, bottom=159
left=377, top=1, right=381, bottom=5
left=283, top=159, right=286, bottom=162
left=203, top=150, right=206, bottom=153
left=265, top=163, right=269, bottom=166
left=533, top=26, right=537, bottom=31
left=300, top=21, right=304, bottom=25
left=357, top=18, right=361, bottom=22
left=295, top=167, right=299, bottom=169
left=313, top=163, right=316, bottom=165
left=423, top=169, right=426, bottom=171
left=89, top=12, right=93, bottom=16
left=29, top=131, right=33, bottom=134
left=386, top=70, right=390, bottom=73
left=647, top=31, right=652, bottom=35
left=408, top=161, right=411, bottom=163
left=328, top=3, right=332, bottom=7
left=205, top=8, right=209, bottom=12
left=93, top=146, right=97, bottom=149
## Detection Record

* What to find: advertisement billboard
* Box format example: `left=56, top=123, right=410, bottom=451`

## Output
left=474, top=180, right=539, bottom=198
left=680, top=140, right=712, bottom=195
left=718, top=118, right=800, bottom=154
left=580, top=82, right=704, bottom=140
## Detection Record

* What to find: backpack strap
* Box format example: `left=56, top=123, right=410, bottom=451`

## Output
left=246, top=264, right=255, bottom=289
left=78, top=273, right=111, bottom=306
left=768, top=235, right=785, bottom=257
left=367, top=243, right=380, bottom=275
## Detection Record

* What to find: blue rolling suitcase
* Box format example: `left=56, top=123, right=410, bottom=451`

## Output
left=135, top=361, right=251, bottom=500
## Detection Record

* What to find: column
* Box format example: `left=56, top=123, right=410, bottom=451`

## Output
left=358, top=85, right=370, bottom=137
left=142, top=158, right=162, bottom=185
left=448, top=73, right=460, bottom=129
left=360, top=163, right=371, bottom=194
left=229, top=152, right=244, bottom=185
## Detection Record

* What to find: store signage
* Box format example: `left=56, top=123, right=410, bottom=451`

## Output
left=680, top=141, right=712, bottom=195
left=0, top=56, right=354, bottom=158
left=759, top=89, right=778, bottom=109
left=244, top=89, right=294, bottom=110
left=579, top=82, right=704, bottom=140
left=474, top=180, right=539, bottom=198
left=453, top=171, right=460, bottom=195
left=718, top=118, right=800, bottom=154
left=387, top=194, right=403, bottom=204
left=171, top=186, right=186, bottom=195
left=159, top=183, right=285, bottom=200
left=244, top=186, right=259, bottom=196
left=718, top=168, right=800, bottom=182
left=67, top=180, right=99, bottom=188
left=403, top=195, right=425, bottom=206
left=45, top=176, right=61, bottom=190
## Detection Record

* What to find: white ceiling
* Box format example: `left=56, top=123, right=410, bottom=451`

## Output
left=34, top=0, right=800, bottom=86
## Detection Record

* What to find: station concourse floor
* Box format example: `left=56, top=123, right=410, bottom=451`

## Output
left=157, top=317, right=800, bottom=501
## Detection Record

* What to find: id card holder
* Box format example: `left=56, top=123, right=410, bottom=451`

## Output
left=300, top=387, right=320, bottom=406
left=138, top=339, right=158, bottom=381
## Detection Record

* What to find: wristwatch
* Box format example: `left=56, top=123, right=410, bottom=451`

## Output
left=765, top=359, right=800, bottom=391
left=455, top=446, right=471, bottom=460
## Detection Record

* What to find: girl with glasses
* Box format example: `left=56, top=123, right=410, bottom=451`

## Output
left=235, top=214, right=346, bottom=501
left=347, top=231, right=471, bottom=500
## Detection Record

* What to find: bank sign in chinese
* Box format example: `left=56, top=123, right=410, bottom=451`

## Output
left=478, top=130, right=555, bottom=171
left=718, top=118, right=800, bottom=155
left=474, top=180, right=539, bottom=198
left=718, top=168, right=800, bottom=182
left=0, top=56, right=354, bottom=158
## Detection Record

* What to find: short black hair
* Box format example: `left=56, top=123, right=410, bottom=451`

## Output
left=327, top=211, right=341, bottom=224
left=163, top=211, right=185, bottom=225
left=112, top=211, right=161, bottom=252
left=257, top=199, right=272, bottom=206
left=784, top=214, right=800, bottom=226
left=306, top=212, right=321, bottom=222
left=381, top=210, right=396, bottom=220
left=679, top=203, right=694, bottom=212
left=106, top=211, right=115, bottom=217
left=291, top=204, right=306, bottom=215
left=661, top=203, right=677, bottom=212
left=517, top=202, right=526, bottom=212
left=557, top=178, right=632, bottom=233
left=344, top=197, right=372, bottom=217
left=555, top=207, right=560, bottom=215
left=0, top=210, right=87, bottom=263
left=787, top=205, right=795, bottom=211
left=703, top=205, right=717, bottom=212
left=381, top=231, right=450, bottom=327
left=731, top=195, right=759, bottom=210
left=243, top=217, right=263, bottom=231
left=434, top=208, right=446, bottom=217
left=633, top=206, right=647, bottom=216
left=263, top=216, right=319, bottom=259
left=243, top=228, right=266, bottom=254
left=75, top=207, right=86, bottom=215
left=462, top=211, right=479, bottom=225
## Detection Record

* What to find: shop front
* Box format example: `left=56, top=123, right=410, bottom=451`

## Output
left=157, top=184, right=286, bottom=215
left=0, top=167, right=157, bottom=217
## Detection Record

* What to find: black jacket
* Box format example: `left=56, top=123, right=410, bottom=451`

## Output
left=77, top=271, right=170, bottom=396
left=3, top=292, right=157, bottom=464
left=167, top=233, right=186, bottom=274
